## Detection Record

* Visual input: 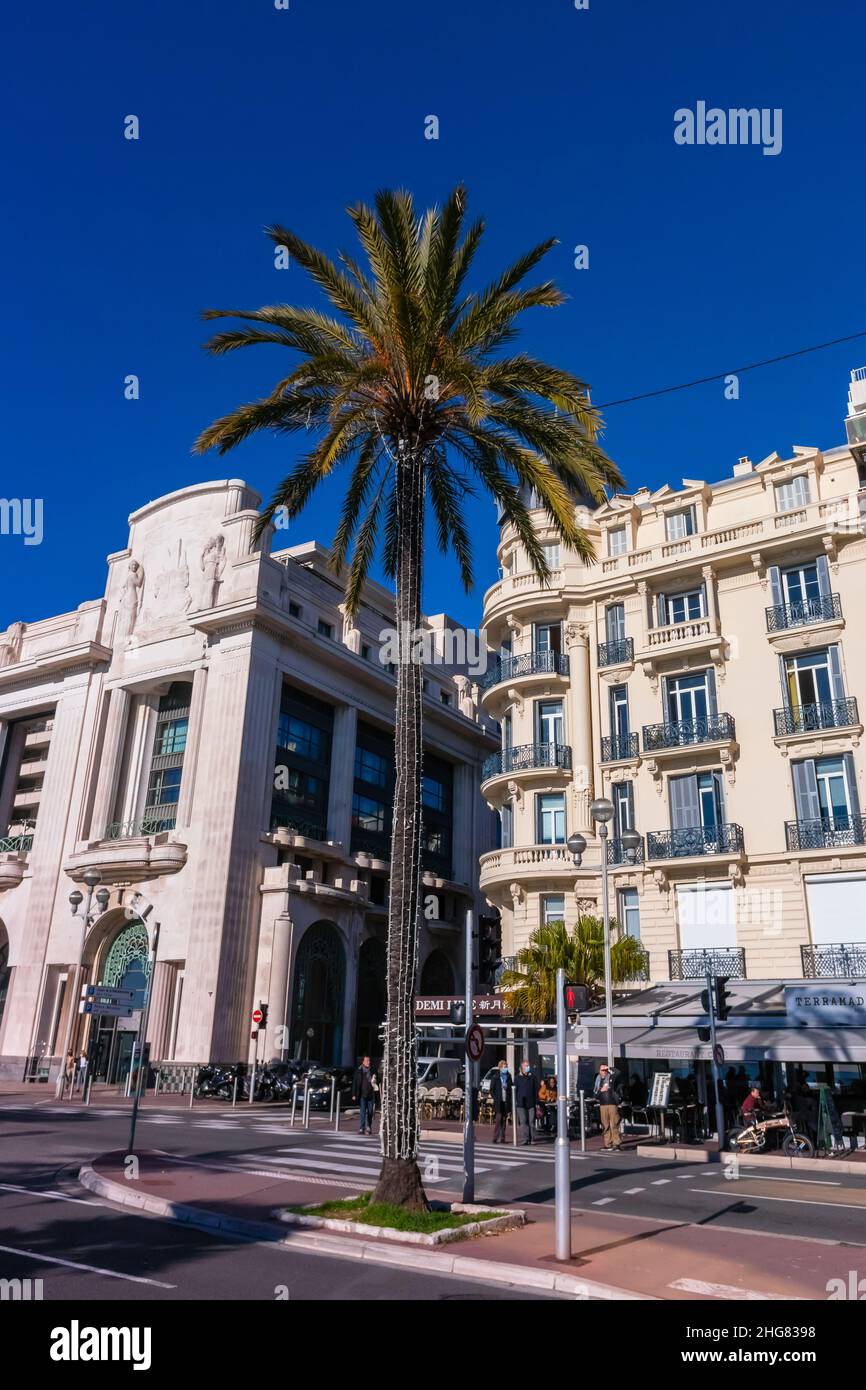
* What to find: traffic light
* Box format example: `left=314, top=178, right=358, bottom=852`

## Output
left=697, top=1026, right=711, bottom=1043
left=715, top=977, right=732, bottom=1022
left=478, top=915, right=502, bottom=990
left=449, top=999, right=466, bottom=1026
left=564, top=982, right=588, bottom=1015
left=700, top=988, right=711, bottom=1014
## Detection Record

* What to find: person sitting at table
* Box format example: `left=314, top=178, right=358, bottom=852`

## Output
left=538, top=1076, right=557, bottom=1132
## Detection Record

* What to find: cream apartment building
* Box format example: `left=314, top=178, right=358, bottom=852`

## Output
left=0, top=477, right=497, bottom=1083
left=479, top=370, right=866, bottom=992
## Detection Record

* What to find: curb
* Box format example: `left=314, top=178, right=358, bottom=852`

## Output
left=78, top=1162, right=656, bottom=1301
left=635, top=1144, right=866, bottom=1176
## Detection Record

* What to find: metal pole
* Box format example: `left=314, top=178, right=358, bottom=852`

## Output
left=57, top=881, right=94, bottom=1098
left=580, top=1088, right=586, bottom=1153
left=189, top=1067, right=195, bottom=1108
left=128, top=921, right=160, bottom=1155
left=463, top=907, right=475, bottom=1204
left=511, top=1067, right=518, bottom=1148
left=329, top=1074, right=336, bottom=1123
left=291, top=1082, right=299, bottom=1127
left=599, top=824, right=614, bottom=1071
left=248, top=1050, right=255, bottom=1105
left=303, top=1075, right=310, bottom=1129
left=232, top=1072, right=239, bottom=1108
left=555, top=967, right=571, bottom=1260
left=706, top=970, right=726, bottom=1150
left=334, top=1089, right=341, bottom=1133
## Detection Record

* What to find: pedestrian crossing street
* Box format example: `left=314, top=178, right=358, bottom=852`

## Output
left=231, top=1136, right=560, bottom=1187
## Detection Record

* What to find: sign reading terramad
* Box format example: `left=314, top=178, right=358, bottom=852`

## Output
left=785, top=987, right=866, bottom=1027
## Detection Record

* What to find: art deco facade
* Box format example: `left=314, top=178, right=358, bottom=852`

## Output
left=0, top=479, right=497, bottom=1081
left=479, top=370, right=866, bottom=989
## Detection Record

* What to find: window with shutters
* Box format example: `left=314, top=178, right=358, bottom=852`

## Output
left=774, top=474, right=811, bottom=512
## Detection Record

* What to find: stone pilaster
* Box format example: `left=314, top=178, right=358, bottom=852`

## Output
left=175, top=666, right=208, bottom=829
left=88, top=688, right=130, bottom=838
left=326, top=703, right=357, bottom=848
left=565, top=619, right=593, bottom=831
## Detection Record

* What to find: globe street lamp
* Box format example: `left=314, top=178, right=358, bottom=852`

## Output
left=568, top=803, right=641, bottom=1072
left=58, top=868, right=109, bottom=1097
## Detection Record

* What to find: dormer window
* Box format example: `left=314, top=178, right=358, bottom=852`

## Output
left=665, top=506, right=696, bottom=541
left=608, top=526, right=628, bottom=556
left=774, top=475, right=810, bottom=513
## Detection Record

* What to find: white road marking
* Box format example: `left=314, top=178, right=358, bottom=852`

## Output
left=669, top=1277, right=796, bottom=1301
left=623, top=1187, right=645, bottom=1195
left=0, top=1242, right=176, bottom=1288
left=650, top=1179, right=671, bottom=1185
left=690, top=1187, right=866, bottom=1211
left=592, top=1197, right=617, bottom=1206
left=0, top=1183, right=103, bottom=1207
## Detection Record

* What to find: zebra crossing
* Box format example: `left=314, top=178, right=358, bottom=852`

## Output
left=230, top=1135, right=558, bottom=1187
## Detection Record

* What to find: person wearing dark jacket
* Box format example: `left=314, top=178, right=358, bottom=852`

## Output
left=593, top=1063, right=623, bottom=1151
left=352, top=1056, right=377, bottom=1135
left=491, top=1060, right=513, bottom=1143
left=515, top=1062, right=537, bottom=1146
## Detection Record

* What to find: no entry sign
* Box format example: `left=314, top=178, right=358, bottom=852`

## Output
left=252, top=1007, right=263, bottom=1026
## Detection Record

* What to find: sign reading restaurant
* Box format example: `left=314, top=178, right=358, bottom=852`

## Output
left=414, top=995, right=506, bottom=1017
left=785, top=986, right=866, bottom=1027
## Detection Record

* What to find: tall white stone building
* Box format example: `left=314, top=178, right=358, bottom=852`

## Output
left=0, top=479, right=497, bottom=1082
left=479, top=370, right=866, bottom=994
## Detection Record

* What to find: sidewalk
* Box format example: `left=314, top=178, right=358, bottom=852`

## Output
left=80, top=1147, right=849, bottom=1300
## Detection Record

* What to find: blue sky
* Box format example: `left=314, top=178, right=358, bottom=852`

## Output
left=3, top=0, right=864, bottom=628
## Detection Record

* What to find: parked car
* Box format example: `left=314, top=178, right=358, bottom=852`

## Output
left=304, top=1068, right=354, bottom=1110
left=417, top=1057, right=464, bottom=1089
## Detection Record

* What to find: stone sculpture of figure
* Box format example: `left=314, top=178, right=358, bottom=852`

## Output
left=455, top=674, right=475, bottom=719
left=0, top=620, right=25, bottom=668
left=117, top=560, right=145, bottom=641
left=200, top=534, right=226, bottom=608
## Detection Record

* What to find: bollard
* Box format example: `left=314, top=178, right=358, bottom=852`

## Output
left=334, top=1090, right=341, bottom=1133
left=232, top=1072, right=239, bottom=1108
left=329, top=1075, right=336, bottom=1123
left=189, top=1067, right=195, bottom=1109
left=303, top=1075, right=311, bottom=1130
left=248, top=1059, right=255, bottom=1106
left=580, top=1089, right=586, bottom=1153
left=290, top=1082, right=299, bottom=1127
left=155, top=1069, right=162, bottom=1098
left=512, top=1073, right=519, bottom=1148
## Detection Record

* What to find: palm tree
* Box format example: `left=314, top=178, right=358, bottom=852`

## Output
left=500, top=917, right=647, bottom=1022
left=194, top=185, right=623, bottom=1209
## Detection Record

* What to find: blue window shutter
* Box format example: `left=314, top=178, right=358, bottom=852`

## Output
left=792, top=760, right=820, bottom=823
left=844, top=753, right=861, bottom=821
left=656, top=593, right=667, bottom=627
left=670, top=775, right=700, bottom=829
left=768, top=566, right=783, bottom=608
left=815, top=553, right=831, bottom=599
left=705, top=668, right=718, bottom=719
left=829, top=646, right=845, bottom=702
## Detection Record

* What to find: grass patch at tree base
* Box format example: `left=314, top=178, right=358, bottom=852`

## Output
left=288, top=1192, right=501, bottom=1234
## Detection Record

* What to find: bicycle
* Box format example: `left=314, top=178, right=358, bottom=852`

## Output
left=725, top=1106, right=814, bottom=1158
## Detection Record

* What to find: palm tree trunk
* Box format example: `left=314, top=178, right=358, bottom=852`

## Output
left=371, top=440, right=428, bottom=1210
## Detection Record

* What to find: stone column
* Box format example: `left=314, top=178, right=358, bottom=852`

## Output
left=702, top=564, right=718, bottom=628
left=326, top=704, right=358, bottom=849
left=146, top=960, right=174, bottom=1057
left=88, top=688, right=130, bottom=838
left=565, top=619, right=593, bottom=831
left=175, top=666, right=208, bottom=829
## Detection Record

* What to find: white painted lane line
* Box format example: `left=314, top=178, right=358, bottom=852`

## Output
left=592, top=1197, right=616, bottom=1206
left=668, top=1277, right=797, bottom=1301
left=0, top=1183, right=103, bottom=1207
left=0, top=1242, right=176, bottom=1288
left=690, top=1187, right=866, bottom=1211
left=734, top=1174, right=841, bottom=1187
left=623, top=1187, right=645, bottom=1195
left=650, top=1179, right=671, bottom=1185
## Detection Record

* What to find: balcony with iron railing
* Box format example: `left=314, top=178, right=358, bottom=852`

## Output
left=765, top=593, right=842, bottom=633
left=481, top=649, right=570, bottom=692
left=642, top=713, right=735, bottom=753
left=785, top=816, right=866, bottom=851
left=801, top=942, right=866, bottom=978
left=647, top=823, right=745, bottom=861
left=481, top=741, right=572, bottom=783
left=601, top=732, right=639, bottom=763
left=104, top=806, right=179, bottom=839
left=668, top=947, right=747, bottom=980
left=597, top=637, right=634, bottom=669
left=606, top=835, right=645, bottom=866
left=773, top=698, right=859, bottom=737
left=271, top=812, right=328, bottom=841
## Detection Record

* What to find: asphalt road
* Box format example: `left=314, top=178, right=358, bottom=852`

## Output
left=4, top=1096, right=866, bottom=1300
left=0, top=1099, right=562, bottom=1301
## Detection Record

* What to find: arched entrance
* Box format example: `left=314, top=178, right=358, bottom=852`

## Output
left=289, top=922, right=346, bottom=1065
left=355, top=936, right=386, bottom=1063
left=91, top=918, right=150, bottom=1084
left=420, top=949, right=455, bottom=995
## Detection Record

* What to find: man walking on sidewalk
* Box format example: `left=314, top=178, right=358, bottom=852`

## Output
left=594, top=1063, right=623, bottom=1151
left=352, top=1055, right=377, bottom=1135
left=515, top=1061, right=537, bottom=1146
left=491, top=1059, right=513, bottom=1144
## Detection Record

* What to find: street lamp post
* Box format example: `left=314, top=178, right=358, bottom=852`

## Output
left=59, top=869, right=109, bottom=1097
left=567, top=803, right=641, bottom=1073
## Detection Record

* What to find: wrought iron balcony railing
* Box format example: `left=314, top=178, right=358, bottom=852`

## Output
left=642, top=713, right=735, bottom=752
left=669, top=947, right=747, bottom=981
left=773, top=698, right=859, bottom=737
left=607, top=836, right=645, bottom=865
left=481, top=649, right=570, bottom=691
left=104, top=808, right=178, bottom=839
left=601, top=732, right=639, bottom=762
left=598, top=637, right=634, bottom=668
left=271, top=813, right=328, bottom=840
left=482, top=742, right=572, bottom=781
left=801, top=942, right=866, bottom=978
left=0, top=832, right=33, bottom=853
left=765, top=593, right=842, bottom=632
left=646, top=823, right=744, bottom=860
left=350, top=828, right=453, bottom=879
left=785, top=816, right=866, bottom=851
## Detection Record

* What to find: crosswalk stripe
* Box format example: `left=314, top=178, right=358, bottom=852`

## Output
left=651, top=1178, right=671, bottom=1185
left=592, top=1197, right=616, bottom=1206
left=234, top=1154, right=478, bottom=1181
left=276, top=1146, right=469, bottom=1172
left=623, top=1187, right=645, bottom=1195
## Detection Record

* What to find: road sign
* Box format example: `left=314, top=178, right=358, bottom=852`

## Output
left=252, top=1007, right=263, bottom=1026
left=79, top=1001, right=134, bottom=1018
left=465, top=1023, right=484, bottom=1063
left=82, top=985, right=135, bottom=1003
left=714, top=1042, right=725, bottom=1066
